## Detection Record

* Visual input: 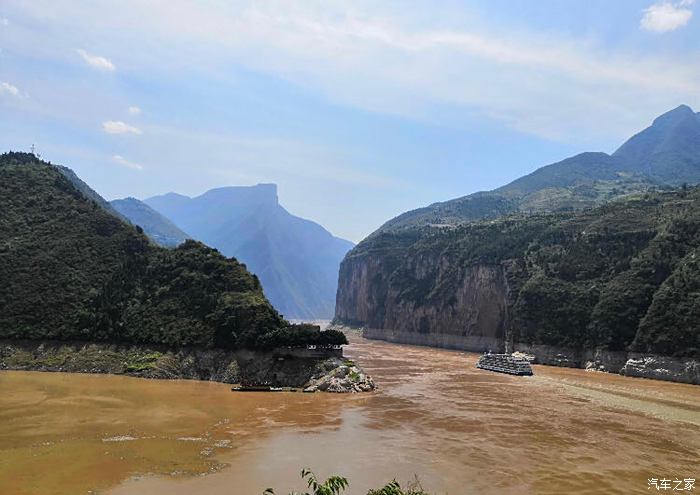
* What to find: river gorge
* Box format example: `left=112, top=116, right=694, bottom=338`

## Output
left=1, top=336, right=698, bottom=495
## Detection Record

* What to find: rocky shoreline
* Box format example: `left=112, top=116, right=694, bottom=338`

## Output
left=330, top=325, right=700, bottom=385
left=511, top=343, right=700, bottom=385
left=0, top=340, right=375, bottom=393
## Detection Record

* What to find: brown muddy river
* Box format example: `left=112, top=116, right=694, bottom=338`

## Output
left=1, top=337, right=699, bottom=495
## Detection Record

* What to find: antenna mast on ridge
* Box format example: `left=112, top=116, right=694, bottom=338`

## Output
left=30, top=143, right=42, bottom=159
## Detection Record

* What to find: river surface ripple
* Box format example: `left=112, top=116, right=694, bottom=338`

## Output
left=1, top=337, right=698, bottom=495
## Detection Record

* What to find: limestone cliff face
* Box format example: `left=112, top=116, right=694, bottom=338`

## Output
left=335, top=253, right=394, bottom=329
left=336, top=249, right=509, bottom=352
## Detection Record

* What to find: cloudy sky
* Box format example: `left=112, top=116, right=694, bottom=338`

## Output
left=1, top=1, right=698, bottom=241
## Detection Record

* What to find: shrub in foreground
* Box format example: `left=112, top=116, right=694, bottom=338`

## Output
left=263, top=469, right=430, bottom=495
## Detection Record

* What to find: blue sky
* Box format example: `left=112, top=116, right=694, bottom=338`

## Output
left=1, top=1, right=698, bottom=242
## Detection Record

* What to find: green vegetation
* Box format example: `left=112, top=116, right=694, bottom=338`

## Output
left=123, top=352, right=163, bottom=372
left=255, top=326, right=347, bottom=349
left=263, top=469, right=429, bottom=495
left=0, top=152, right=346, bottom=350
left=367, top=479, right=429, bottom=495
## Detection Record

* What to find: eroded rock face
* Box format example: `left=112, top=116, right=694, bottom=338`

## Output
left=0, top=341, right=377, bottom=390
left=336, top=252, right=508, bottom=353
left=621, top=355, right=700, bottom=385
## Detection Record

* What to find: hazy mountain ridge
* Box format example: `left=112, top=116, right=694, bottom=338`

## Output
left=145, top=184, right=354, bottom=319
left=111, top=197, right=190, bottom=248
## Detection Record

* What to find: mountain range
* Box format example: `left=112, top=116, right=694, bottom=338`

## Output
left=377, top=105, right=700, bottom=232
left=335, top=105, right=700, bottom=381
left=136, top=185, right=354, bottom=320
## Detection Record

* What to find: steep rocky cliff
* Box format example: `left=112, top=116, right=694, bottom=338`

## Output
left=339, top=252, right=508, bottom=352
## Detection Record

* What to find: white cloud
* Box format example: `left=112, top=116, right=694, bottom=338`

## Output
left=102, top=120, right=142, bottom=135
left=127, top=106, right=141, bottom=115
left=112, top=154, right=143, bottom=170
left=76, top=48, right=115, bottom=71
left=641, top=1, right=694, bottom=32
left=0, top=81, right=20, bottom=97
left=4, top=1, right=700, bottom=140
left=1, top=17, right=9, bottom=26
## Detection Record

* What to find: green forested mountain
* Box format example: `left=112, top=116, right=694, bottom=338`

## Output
left=0, top=152, right=343, bottom=349
left=336, top=106, right=700, bottom=360
left=111, top=197, right=189, bottom=248
left=146, top=185, right=354, bottom=319
left=338, top=187, right=700, bottom=358
left=613, top=104, right=700, bottom=184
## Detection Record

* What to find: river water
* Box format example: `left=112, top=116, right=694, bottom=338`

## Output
left=1, top=337, right=698, bottom=495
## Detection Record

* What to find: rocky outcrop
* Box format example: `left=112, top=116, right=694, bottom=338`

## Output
left=0, top=340, right=245, bottom=382
left=510, top=343, right=700, bottom=385
left=510, top=344, right=630, bottom=373
left=303, top=360, right=375, bottom=393
left=335, top=253, right=398, bottom=329
left=0, top=340, right=375, bottom=391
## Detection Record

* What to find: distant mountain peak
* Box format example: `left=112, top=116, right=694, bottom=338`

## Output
left=651, top=104, right=695, bottom=127
left=159, top=192, right=191, bottom=200
left=612, top=105, right=700, bottom=181
left=144, top=182, right=352, bottom=319
left=198, top=183, right=279, bottom=206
